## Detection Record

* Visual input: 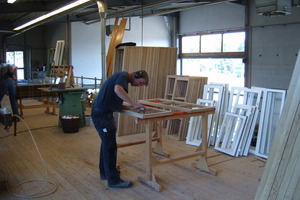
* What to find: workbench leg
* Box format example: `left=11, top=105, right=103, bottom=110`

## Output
left=152, top=121, right=170, bottom=158
left=138, top=121, right=162, bottom=192
left=194, top=113, right=217, bottom=176
left=14, top=120, right=17, bottom=136
left=44, top=96, right=50, bottom=114
left=138, top=172, right=162, bottom=192
left=51, top=95, right=56, bottom=115
left=18, top=99, right=24, bottom=117
left=193, top=156, right=218, bottom=176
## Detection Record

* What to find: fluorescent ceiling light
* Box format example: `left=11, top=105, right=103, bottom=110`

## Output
left=7, top=0, right=16, bottom=3
left=13, top=0, right=91, bottom=31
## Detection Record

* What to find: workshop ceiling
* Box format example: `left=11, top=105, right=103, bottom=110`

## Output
left=0, top=0, right=242, bottom=33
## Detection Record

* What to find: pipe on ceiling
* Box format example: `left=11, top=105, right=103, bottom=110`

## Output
left=96, top=0, right=108, bottom=83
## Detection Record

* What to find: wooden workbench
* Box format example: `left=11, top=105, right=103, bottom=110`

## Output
left=119, top=99, right=217, bottom=192
left=16, top=83, right=57, bottom=116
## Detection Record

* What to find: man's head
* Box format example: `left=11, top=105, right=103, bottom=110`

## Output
left=131, top=70, right=149, bottom=87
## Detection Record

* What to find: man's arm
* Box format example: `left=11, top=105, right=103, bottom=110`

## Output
left=10, top=66, right=18, bottom=82
left=114, top=85, right=144, bottom=110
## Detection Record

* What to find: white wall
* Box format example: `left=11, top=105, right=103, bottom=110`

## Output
left=71, top=16, right=171, bottom=78
left=71, top=21, right=101, bottom=78
left=122, top=16, right=171, bottom=47
left=179, top=2, right=245, bottom=34
left=250, top=24, right=300, bottom=89
left=249, top=3, right=300, bottom=89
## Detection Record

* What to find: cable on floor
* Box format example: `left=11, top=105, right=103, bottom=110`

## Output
left=2, top=115, right=58, bottom=198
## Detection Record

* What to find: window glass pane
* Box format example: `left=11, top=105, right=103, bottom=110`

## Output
left=201, top=34, right=221, bottom=53
left=182, top=36, right=200, bottom=53
left=6, top=51, right=24, bottom=80
left=182, top=58, right=244, bottom=87
left=6, top=51, right=24, bottom=67
left=6, top=52, right=15, bottom=65
left=17, top=69, right=24, bottom=80
left=223, top=32, right=245, bottom=52
left=15, top=51, right=24, bottom=67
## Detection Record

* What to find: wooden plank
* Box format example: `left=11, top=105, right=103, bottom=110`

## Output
left=106, top=17, right=127, bottom=77
left=254, top=49, right=300, bottom=200
left=117, top=137, right=160, bottom=148
left=154, top=151, right=205, bottom=166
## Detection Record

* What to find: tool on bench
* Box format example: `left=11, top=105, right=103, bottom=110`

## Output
left=138, top=107, right=146, bottom=114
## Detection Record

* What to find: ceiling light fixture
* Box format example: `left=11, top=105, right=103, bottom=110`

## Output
left=13, top=0, right=91, bottom=31
left=7, top=0, right=16, bottom=3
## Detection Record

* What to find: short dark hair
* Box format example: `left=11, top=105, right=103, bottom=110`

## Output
left=134, top=70, right=149, bottom=85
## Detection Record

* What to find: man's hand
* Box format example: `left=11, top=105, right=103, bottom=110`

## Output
left=138, top=107, right=146, bottom=114
left=132, top=102, right=146, bottom=112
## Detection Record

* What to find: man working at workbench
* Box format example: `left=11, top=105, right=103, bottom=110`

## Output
left=91, top=70, right=148, bottom=189
left=0, top=64, right=20, bottom=119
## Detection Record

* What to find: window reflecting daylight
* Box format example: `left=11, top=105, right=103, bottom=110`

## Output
left=201, top=34, right=222, bottom=53
left=223, top=32, right=245, bottom=52
left=182, top=58, right=244, bottom=87
left=180, top=31, right=245, bottom=87
left=182, top=35, right=200, bottom=53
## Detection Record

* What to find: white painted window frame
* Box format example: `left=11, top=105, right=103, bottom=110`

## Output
left=251, top=87, right=286, bottom=158
left=214, top=113, right=247, bottom=156
left=186, top=99, right=215, bottom=146
left=202, top=83, right=229, bottom=146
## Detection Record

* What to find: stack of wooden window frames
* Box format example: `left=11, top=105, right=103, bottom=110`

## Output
left=163, top=75, right=208, bottom=140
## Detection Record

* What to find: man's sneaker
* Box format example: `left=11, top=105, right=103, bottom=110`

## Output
left=108, top=180, right=133, bottom=189
left=12, top=116, right=20, bottom=122
left=100, top=169, right=121, bottom=181
left=100, top=174, right=107, bottom=180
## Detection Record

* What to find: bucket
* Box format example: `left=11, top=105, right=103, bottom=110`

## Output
left=60, top=115, right=81, bottom=133
left=85, top=115, right=93, bottom=126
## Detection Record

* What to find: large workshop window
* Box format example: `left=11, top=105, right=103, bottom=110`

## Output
left=180, top=31, right=245, bottom=87
left=6, top=51, right=24, bottom=80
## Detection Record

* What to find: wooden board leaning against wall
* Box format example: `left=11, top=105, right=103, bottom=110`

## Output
left=113, top=46, right=177, bottom=136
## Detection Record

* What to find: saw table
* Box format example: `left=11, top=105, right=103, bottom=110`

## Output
left=39, top=86, right=87, bottom=127
left=119, top=98, right=217, bottom=192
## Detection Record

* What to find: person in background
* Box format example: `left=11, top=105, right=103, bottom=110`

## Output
left=0, top=64, right=20, bottom=118
left=91, top=70, right=149, bottom=189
